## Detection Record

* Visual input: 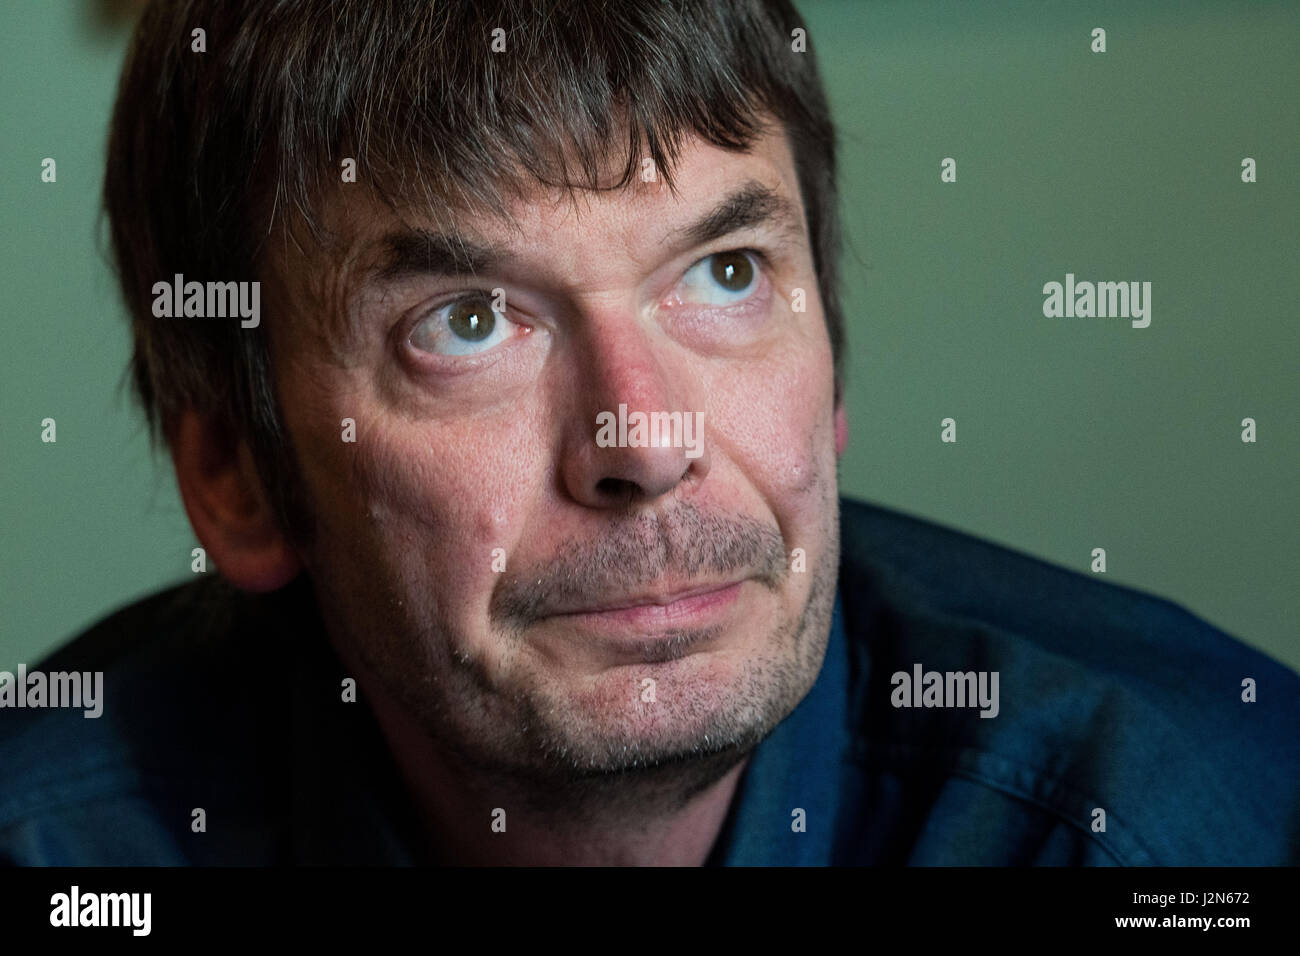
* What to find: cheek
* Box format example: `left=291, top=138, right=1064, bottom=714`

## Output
left=707, top=328, right=836, bottom=507
left=289, top=386, right=547, bottom=609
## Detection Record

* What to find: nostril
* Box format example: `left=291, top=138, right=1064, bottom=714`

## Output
left=595, top=477, right=638, bottom=503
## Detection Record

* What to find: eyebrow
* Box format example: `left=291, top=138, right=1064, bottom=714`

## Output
left=367, top=179, right=804, bottom=285
left=671, top=180, right=805, bottom=249
left=373, top=230, right=510, bottom=282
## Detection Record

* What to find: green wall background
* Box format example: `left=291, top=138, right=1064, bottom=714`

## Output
left=2, top=1, right=1296, bottom=672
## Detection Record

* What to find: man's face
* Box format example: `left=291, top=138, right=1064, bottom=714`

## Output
left=264, top=124, right=843, bottom=785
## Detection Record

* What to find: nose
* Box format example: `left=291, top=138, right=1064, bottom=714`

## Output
left=560, top=312, right=709, bottom=509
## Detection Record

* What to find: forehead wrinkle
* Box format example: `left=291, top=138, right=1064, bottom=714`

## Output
left=255, top=186, right=383, bottom=368
left=291, top=235, right=374, bottom=365
left=520, top=152, right=806, bottom=273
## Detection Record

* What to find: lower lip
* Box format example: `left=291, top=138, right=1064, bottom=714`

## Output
left=554, top=581, right=745, bottom=631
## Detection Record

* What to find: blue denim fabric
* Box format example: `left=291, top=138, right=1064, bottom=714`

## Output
left=711, top=500, right=1300, bottom=865
left=2, top=497, right=1296, bottom=865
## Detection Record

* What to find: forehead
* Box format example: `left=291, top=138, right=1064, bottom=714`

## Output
left=264, top=126, right=807, bottom=330
left=486, top=126, right=804, bottom=256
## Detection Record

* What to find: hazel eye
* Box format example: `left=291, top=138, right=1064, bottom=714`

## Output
left=410, top=294, right=512, bottom=356
left=676, top=250, right=760, bottom=306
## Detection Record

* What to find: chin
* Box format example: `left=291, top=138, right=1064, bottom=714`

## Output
left=517, top=636, right=807, bottom=779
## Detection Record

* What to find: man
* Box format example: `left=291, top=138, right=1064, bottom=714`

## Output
left=1, top=0, right=1295, bottom=866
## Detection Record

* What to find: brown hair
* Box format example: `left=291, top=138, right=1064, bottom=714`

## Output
left=104, top=0, right=843, bottom=541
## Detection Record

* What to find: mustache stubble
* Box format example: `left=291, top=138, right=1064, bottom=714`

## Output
left=489, top=500, right=790, bottom=633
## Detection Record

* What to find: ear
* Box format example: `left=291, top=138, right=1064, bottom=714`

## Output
left=834, top=400, right=848, bottom=457
left=170, top=410, right=302, bottom=592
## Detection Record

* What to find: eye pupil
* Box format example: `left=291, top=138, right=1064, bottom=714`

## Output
left=711, top=252, right=753, bottom=291
left=448, top=298, right=495, bottom=341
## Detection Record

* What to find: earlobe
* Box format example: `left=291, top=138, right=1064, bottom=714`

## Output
left=170, top=410, right=302, bottom=593
left=834, top=402, right=848, bottom=457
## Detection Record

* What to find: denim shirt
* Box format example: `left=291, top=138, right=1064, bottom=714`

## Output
left=711, top=500, right=1299, bottom=865
left=2, top=497, right=1296, bottom=865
